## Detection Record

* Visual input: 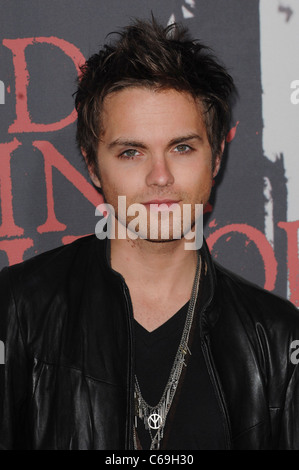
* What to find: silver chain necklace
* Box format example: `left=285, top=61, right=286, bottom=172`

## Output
left=133, top=252, right=202, bottom=450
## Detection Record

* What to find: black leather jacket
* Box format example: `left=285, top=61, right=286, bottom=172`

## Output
left=0, top=235, right=299, bottom=450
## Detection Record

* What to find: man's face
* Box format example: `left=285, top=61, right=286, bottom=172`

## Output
left=89, top=87, right=222, bottom=242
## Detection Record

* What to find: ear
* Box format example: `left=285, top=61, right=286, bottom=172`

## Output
left=81, top=147, right=101, bottom=188
left=212, top=139, right=225, bottom=178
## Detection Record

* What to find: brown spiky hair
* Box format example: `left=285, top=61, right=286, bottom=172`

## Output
left=74, top=17, right=235, bottom=171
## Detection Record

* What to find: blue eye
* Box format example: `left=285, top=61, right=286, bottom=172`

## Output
left=174, top=144, right=192, bottom=153
left=119, top=149, right=139, bottom=159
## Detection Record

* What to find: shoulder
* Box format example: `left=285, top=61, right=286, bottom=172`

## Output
left=0, top=235, right=108, bottom=320
left=2, top=234, right=103, bottom=286
left=213, top=261, right=299, bottom=329
left=211, top=262, right=299, bottom=386
left=0, top=235, right=107, bottom=357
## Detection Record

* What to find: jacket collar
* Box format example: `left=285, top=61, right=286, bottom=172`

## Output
left=197, top=237, right=221, bottom=335
left=96, top=235, right=220, bottom=335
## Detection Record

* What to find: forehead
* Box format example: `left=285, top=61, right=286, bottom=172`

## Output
left=100, top=87, right=207, bottom=141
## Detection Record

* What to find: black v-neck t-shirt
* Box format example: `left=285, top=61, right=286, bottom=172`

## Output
left=134, top=301, right=227, bottom=450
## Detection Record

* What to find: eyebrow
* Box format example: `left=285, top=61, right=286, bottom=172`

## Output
left=168, top=134, right=203, bottom=147
left=107, top=138, right=147, bottom=151
left=107, top=133, right=203, bottom=151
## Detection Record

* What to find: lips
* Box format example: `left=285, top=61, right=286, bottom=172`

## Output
left=142, top=199, right=181, bottom=211
left=142, top=199, right=180, bottom=205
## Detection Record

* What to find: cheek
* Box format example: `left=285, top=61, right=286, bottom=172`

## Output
left=183, top=164, right=213, bottom=188
left=190, top=170, right=214, bottom=202
left=104, top=164, right=145, bottom=192
left=100, top=169, right=136, bottom=201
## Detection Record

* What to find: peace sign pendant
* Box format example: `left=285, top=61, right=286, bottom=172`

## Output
left=148, top=413, right=162, bottom=430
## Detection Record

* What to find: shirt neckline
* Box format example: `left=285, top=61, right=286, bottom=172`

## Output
left=134, top=300, right=190, bottom=344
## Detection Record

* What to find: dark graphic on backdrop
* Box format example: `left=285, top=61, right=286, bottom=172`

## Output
left=0, top=0, right=297, bottom=306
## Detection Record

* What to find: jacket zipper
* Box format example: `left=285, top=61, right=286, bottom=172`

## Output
left=202, top=334, right=233, bottom=449
left=121, top=263, right=233, bottom=450
left=122, top=282, right=135, bottom=450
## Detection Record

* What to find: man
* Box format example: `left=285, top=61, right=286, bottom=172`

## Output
left=0, top=18, right=299, bottom=450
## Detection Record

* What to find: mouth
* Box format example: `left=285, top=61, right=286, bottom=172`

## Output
left=141, top=199, right=181, bottom=211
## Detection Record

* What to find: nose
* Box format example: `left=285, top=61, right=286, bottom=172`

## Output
left=145, top=155, right=175, bottom=187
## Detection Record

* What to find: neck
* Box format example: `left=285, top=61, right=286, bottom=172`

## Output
left=110, top=236, right=198, bottom=291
